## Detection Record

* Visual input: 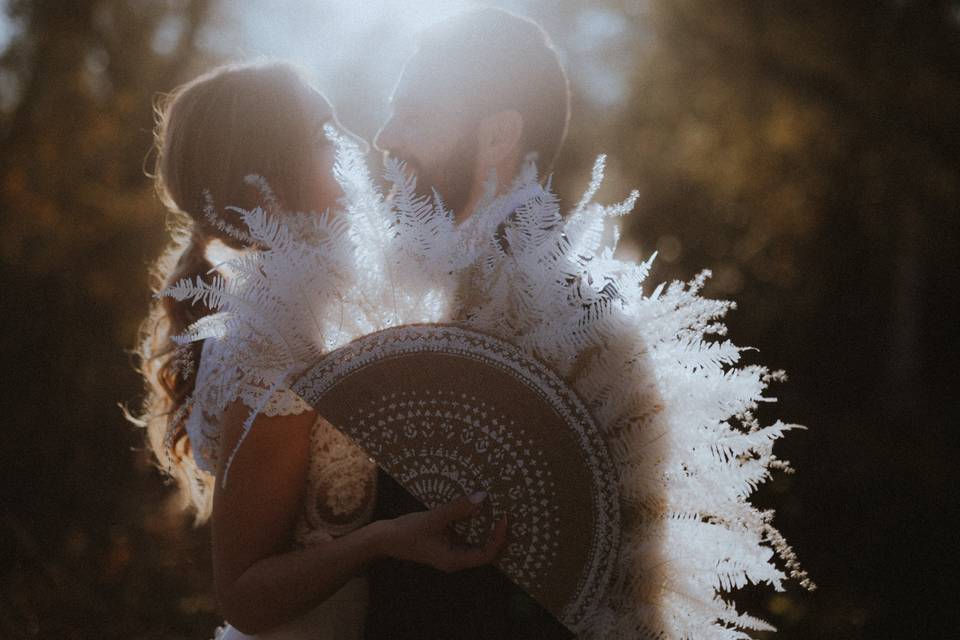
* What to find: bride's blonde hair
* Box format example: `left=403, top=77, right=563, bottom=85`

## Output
left=133, top=61, right=328, bottom=524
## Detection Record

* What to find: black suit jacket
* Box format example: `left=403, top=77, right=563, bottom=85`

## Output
left=364, top=467, right=574, bottom=639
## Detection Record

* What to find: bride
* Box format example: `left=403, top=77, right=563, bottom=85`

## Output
left=134, top=61, right=508, bottom=639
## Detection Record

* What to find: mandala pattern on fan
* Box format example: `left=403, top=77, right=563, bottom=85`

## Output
left=293, top=324, right=620, bottom=631
left=350, top=388, right=560, bottom=588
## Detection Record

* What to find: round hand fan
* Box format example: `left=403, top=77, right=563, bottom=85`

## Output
left=291, top=323, right=620, bottom=633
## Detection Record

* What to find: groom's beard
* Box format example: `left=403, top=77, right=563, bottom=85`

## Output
left=393, top=131, right=477, bottom=217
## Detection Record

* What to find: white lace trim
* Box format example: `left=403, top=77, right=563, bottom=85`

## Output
left=188, top=337, right=374, bottom=543
left=185, top=337, right=312, bottom=474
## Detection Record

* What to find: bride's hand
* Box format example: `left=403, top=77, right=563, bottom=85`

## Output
left=376, top=491, right=509, bottom=573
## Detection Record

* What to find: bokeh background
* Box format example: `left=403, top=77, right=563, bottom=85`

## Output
left=1, top=1, right=958, bottom=638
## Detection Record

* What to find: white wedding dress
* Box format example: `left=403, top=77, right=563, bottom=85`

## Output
left=189, top=337, right=379, bottom=640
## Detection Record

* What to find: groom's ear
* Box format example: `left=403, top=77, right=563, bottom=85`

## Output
left=477, top=109, right=523, bottom=165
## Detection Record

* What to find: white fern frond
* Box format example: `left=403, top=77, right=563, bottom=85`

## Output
left=572, top=154, right=607, bottom=219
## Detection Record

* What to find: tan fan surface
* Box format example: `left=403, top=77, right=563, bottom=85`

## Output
left=292, top=324, right=619, bottom=631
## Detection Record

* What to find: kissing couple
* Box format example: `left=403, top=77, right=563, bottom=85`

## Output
left=139, top=6, right=813, bottom=639
left=140, top=7, right=577, bottom=640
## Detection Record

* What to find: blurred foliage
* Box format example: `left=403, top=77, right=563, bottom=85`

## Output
left=0, top=1, right=221, bottom=637
left=0, top=0, right=958, bottom=638
left=605, top=2, right=960, bottom=638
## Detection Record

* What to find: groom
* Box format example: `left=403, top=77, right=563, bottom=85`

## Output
left=374, top=7, right=571, bottom=224
left=366, top=9, right=576, bottom=639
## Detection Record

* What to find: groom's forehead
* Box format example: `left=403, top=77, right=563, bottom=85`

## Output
left=393, top=51, right=467, bottom=107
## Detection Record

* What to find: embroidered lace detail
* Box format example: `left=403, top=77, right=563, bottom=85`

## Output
left=294, top=416, right=378, bottom=546
left=185, top=338, right=239, bottom=474
left=189, top=338, right=375, bottom=545
left=238, top=385, right=311, bottom=417
left=185, top=337, right=312, bottom=474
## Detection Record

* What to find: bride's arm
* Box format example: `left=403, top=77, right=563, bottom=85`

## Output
left=211, top=399, right=509, bottom=635
left=211, top=399, right=380, bottom=633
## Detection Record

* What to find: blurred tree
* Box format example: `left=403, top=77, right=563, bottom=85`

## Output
left=610, top=1, right=960, bottom=637
left=618, top=0, right=959, bottom=411
left=0, top=1, right=221, bottom=637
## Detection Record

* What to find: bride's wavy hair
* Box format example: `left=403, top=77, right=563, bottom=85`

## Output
left=132, top=61, right=327, bottom=524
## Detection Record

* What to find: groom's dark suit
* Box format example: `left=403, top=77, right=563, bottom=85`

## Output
left=364, top=468, right=575, bottom=640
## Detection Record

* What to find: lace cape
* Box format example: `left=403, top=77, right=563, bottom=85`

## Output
left=163, top=128, right=812, bottom=639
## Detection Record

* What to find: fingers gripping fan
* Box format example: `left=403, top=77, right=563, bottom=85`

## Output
left=291, top=324, right=620, bottom=633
